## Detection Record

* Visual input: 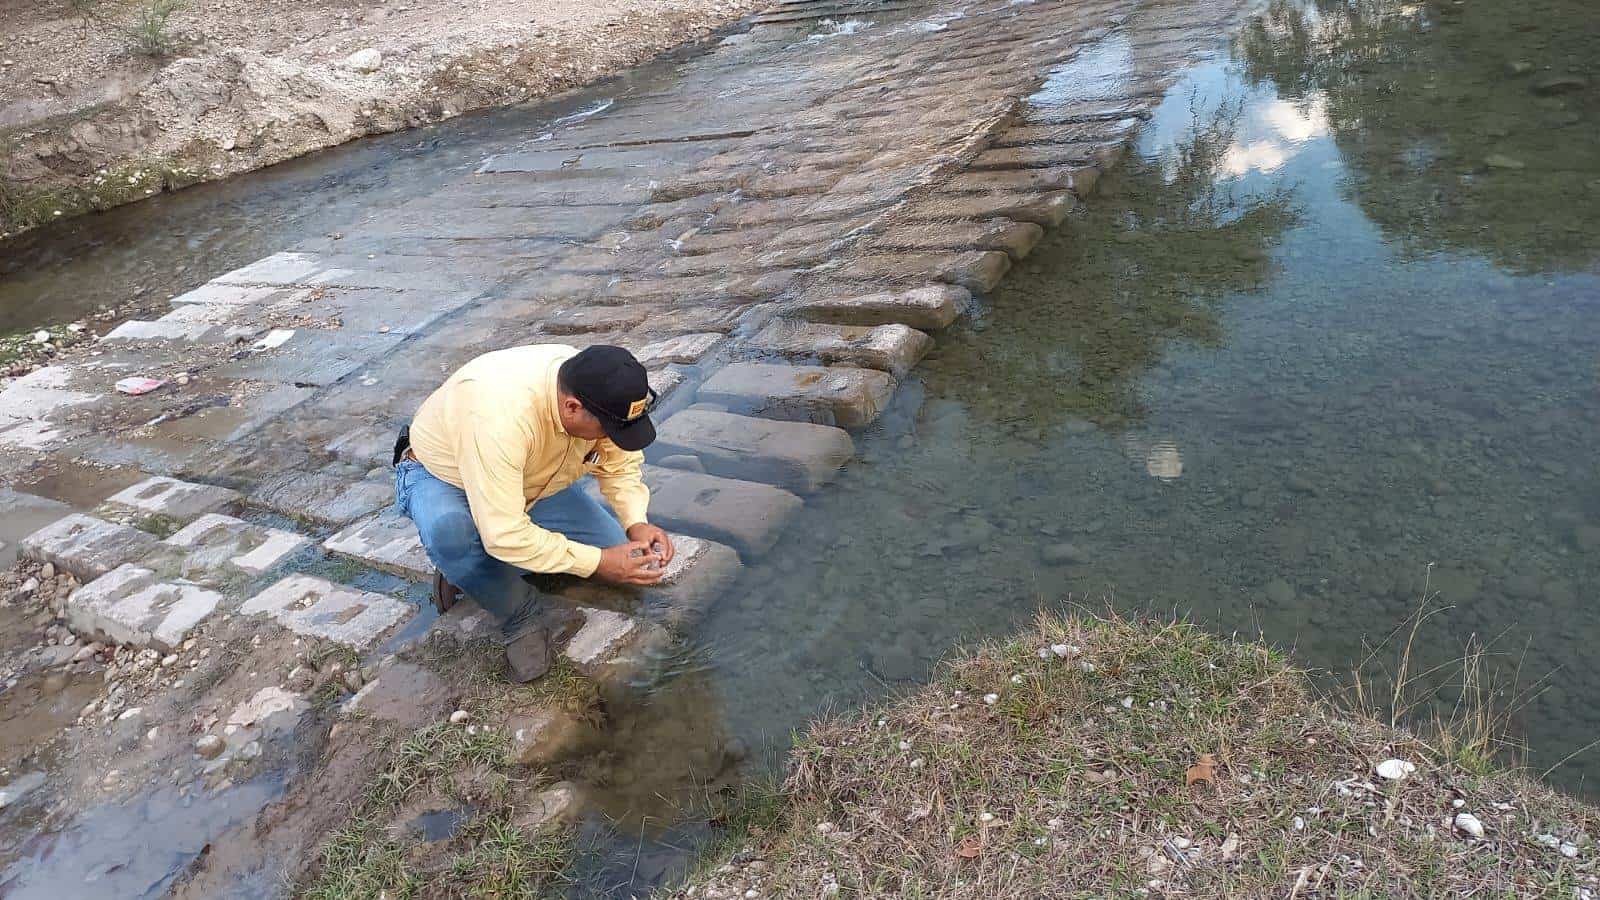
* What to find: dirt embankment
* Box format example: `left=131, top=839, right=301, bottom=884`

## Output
left=0, top=0, right=761, bottom=238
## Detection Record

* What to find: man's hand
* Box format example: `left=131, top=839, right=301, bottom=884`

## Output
left=595, top=541, right=664, bottom=586
left=626, top=523, right=675, bottom=566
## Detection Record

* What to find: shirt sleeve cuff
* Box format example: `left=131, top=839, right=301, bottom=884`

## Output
left=568, top=542, right=603, bottom=579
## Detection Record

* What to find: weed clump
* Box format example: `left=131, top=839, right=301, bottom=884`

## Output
left=672, top=611, right=1600, bottom=899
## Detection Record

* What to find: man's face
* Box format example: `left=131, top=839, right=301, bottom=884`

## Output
left=558, top=394, right=607, bottom=440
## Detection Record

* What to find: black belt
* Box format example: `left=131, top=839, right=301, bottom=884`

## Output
left=392, top=424, right=412, bottom=467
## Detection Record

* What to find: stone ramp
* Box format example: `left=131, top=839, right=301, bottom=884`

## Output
left=3, top=0, right=1247, bottom=682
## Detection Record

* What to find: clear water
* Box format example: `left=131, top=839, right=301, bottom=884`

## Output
left=4, top=0, right=1599, bottom=894
left=573, top=0, right=1600, bottom=890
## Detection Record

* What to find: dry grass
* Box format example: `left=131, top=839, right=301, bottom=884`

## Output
left=671, top=612, right=1600, bottom=899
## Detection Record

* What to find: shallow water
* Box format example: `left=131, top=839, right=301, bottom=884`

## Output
left=3, top=0, right=1598, bottom=894
left=574, top=0, right=1600, bottom=891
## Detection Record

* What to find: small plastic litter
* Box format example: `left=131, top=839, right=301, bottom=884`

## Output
left=115, top=377, right=166, bottom=396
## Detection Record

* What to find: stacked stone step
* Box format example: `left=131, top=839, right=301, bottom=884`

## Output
left=17, top=475, right=411, bottom=655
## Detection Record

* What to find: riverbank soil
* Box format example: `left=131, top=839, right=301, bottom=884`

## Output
left=675, top=614, right=1600, bottom=898
left=0, top=0, right=758, bottom=237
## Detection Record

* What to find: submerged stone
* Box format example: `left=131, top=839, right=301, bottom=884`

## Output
left=696, top=362, right=895, bottom=429
left=650, top=408, right=854, bottom=494
left=745, top=320, right=932, bottom=377
left=323, top=512, right=431, bottom=581
left=640, top=466, right=802, bottom=558
left=793, top=285, right=972, bottom=331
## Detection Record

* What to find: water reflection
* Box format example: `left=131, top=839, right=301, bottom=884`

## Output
left=1236, top=0, right=1600, bottom=273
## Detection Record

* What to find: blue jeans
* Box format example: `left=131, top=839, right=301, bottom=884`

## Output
left=394, top=460, right=627, bottom=637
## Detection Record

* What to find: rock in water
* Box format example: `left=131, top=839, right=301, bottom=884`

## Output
left=195, top=735, right=225, bottom=759
left=345, top=48, right=383, bottom=73
left=1531, top=74, right=1589, bottom=96
left=1263, top=579, right=1295, bottom=605
left=1040, top=543, right=1087, bottom=566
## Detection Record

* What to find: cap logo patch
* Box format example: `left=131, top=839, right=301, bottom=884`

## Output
left=627, top=397, right=649, bottom=420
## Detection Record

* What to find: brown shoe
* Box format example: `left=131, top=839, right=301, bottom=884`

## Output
left=505, top=627, right=553, bottom=683
left=431, top=572, right=461, bottom=615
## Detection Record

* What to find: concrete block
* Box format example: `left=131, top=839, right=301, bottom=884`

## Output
left=165, top=513, right=312, bottom=578
left=562, top=608, right=638, bottom=672
left=18, top=514, right=163, bottom=582
left=640, top=466, right=801, bottom=558
left=830, top=250, right=1011, bottom=294
left=793, top=285, right=972, bottom=331
left=555, top=533, right=743, bottom=631
left=696, top=362, right=895, bottom=429
left=250, top=472, right=393, bottom=527
left=241, top=575, right=414, bottom=649
left=323, top=512, right=431, bottom=581
left=874, top=219, right=1045, bottom=260
left=914, top=191, right=1076, bottom=228
left=541, top=307, right=648, bottom=336
left=635, top=333, right=724, bottom=367
left=650, top=408, right=853, bottom=494
left=214, top=251, right=325, bottom=286
left=168, top=283, right=284, bottom=306
left=67, top=564, right=222, bottom=652
left=104, top=476, right=243, bottom=524
left=101, top=319, right=231, bottom=344
left=0, top=366, right=101, bottom=429
left=745, top=320, right=932, bottom=377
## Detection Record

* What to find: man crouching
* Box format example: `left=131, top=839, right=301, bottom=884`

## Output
left=394, top=344, right=674, bottom=682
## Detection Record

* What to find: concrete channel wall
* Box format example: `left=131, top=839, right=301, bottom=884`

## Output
left=2, top=0, right=1243, bottom=741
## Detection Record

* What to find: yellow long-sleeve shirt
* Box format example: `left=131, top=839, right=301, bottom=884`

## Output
left=408, top=344, right=650, bottom=577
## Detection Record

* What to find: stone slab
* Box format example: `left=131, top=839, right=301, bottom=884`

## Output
left=640, top=466, right=802, bottom=559
left=101, top=319, right=242, bottom=344
left=0, top=366, right=101, bottom=430
left=213, top=251, right=326, bottom=286
left=165, top=513, right=313, bottom=579
left=635, top=333, right=724, bottom=368
left=562, top=607, right=639, bottom=673
left=874, top=219, right=1045, bottom=260
left=915, top=191, right=1077, bottom=228
left=241, top=574, right=414, bottom=649
left=323, top=512, right=431, bottom=582
left=249, top=472, right=393, bottom=527
left=67, top=564, right=223, bottom=652
left=104, top=476, right=243, bottom=524
left=650, top=408, right=853, bottom=494
left=829, top=250, right=1012, bottom=294
left=745, top=320, right=932, bottom=378
left=696, top=362, right=895, bottom=429
left=168, top=283, right=286, bottom=307
left=18, top=514, right=163, bottom=582
left=792, top=285, right=972, bottom=331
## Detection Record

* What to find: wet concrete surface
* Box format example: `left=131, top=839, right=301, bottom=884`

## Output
left=0, top=0, right=1265, bottom=894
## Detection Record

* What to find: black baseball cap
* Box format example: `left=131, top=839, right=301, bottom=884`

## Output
left=559, top=345, right=657, bottom=451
